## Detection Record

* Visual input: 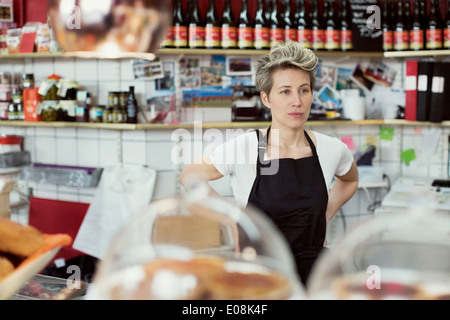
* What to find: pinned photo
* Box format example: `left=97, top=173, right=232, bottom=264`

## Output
left=226, top=56, right=253, bottom=76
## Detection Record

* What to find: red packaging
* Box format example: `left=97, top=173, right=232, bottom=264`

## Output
left=23, top=87, right=42, bottom=122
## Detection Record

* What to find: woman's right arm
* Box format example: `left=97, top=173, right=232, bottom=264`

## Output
left=179, top=154, right=224, bottom=194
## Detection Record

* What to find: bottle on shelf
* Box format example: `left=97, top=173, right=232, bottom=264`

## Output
left=283, top=0, right=297, bottom=42
left=410, top=0, right=425, bottom=51
left=310, top=0, right=324, bottom=51
left=160, top=0, right=175, bottom=48
left=426, top=0, right=444, bottom=49
left=221, top=0, right=237, bottom=49
left=404, top=0, right=412, bottom=34
left=254, top=0, right=270, bottom=50
left=238, top=0, right=253, bottom=49
left=339, top=0, right=353, bottom=51
left=188, top=0, right=205, bottom=49
left=126, top=86, right=138, bottom=124
left=324, top=0, right=340, bottom=51
left=296, top=0, right=312, bottom=49
left=393, top=0, right=410, bottom=51
left=205, top=0, right=220, bottom=49
left=173, top=0, right=187, bottom=48
left=445, top=0, right=450, bottom=49
left=269, top=0, right=284, bottom=47
left=382, top=0, right=393, bottom=51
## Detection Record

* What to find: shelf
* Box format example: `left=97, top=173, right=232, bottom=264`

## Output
left=0, top=119, right=447, bottom=130
left=383, top=49, right=450, bottom=58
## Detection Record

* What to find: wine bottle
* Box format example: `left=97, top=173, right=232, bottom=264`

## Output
left=444, top=0, right=450, bottom=48
left=410, top=0, right=424, bottom=50
left=188, top=0, right=205, bottom=49
left=221, top=0, right=237, bottom=49
left=160, top=0, right=175, bottom=48
left=382, top=0, right=393, bottom=51
left=339, top=0, right=352, bottom=51
left=393, top=0, right=409, bottom=51
left=238, top=0, right=253, bottom=49
left=296, top=0, right=312, bottom=49
left=426, top=0, right=443, bottom=49
left=324, top=0, right=340, bottom=51
left=254, top=0, right=270, bottom=49
left=173, top=0, right=187, bottom=48
left=310, top=0, right=324, bottom=51
left=205, top=0, right=220, bottom=49
left=126, top=86, right=138, bottom=124
left=269, top=0, right=284, bottom=46
left=283, top=0, right=297, bottom=42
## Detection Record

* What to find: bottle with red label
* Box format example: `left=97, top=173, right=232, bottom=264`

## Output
left=340, top=0, right=352, bottom=51
left=254, top=0, right=270, bottom=49
left=188, top=0, right=205, bottom=49
left=173, top=0, right=187, bottom=48
left=324, top=0, right=340, bottom=51
left=410, top=0, right=424, bottom=50
left=238, top=0, right=253, bottom=49
left=205, top=0, right=220, bottom=49
left=426, top=0, right=443, bottom=49
left=296, top=0, right=312, bottom=49
left=393, top=0, right=409, bottom=51
left=445, top=0, right=450, bottom=48
left=160, top=0, right=175, bottom=48
left=283, top=0, right=297, bottom=42
left=310, top=0, right=324, bottom=51
left=269, top=0, right=284, bottom=46
left=221, top=0, right=237, bottom=49
left=381, top=0, right=393, bottom=51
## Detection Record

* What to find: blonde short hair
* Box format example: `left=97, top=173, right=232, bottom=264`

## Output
left=255, top=41, right=319, bottom=95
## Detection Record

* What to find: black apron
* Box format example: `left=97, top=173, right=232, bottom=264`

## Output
left=246, top=127, right=328, bottom=286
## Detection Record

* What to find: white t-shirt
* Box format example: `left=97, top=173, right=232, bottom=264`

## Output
left=209, top=130, right=354, bottom=208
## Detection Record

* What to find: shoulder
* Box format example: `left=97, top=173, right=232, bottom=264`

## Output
left=307, top=130, right=341, bottom=149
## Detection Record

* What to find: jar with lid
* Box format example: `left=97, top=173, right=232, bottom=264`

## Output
left=22, top=74, right=35, bottom=89
left=89, top=105, right=104, bottom=123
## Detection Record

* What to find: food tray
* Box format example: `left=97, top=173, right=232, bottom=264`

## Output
left=0, top=233, right=72, bottom=300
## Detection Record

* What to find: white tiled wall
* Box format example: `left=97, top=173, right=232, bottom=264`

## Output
left=1, top=57, right=449, bottom=245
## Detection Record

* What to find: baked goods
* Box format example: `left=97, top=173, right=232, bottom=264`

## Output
left=108, top=256, right=292, bottom=300
left=0, top=217, right=44, bottom=257
left=0, top=255, right=14, bottom=282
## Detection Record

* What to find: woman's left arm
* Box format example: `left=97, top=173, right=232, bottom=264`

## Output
left=325, top=161, right=359, bottom=223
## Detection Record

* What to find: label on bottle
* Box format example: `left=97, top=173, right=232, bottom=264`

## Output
left=340, top=29, right=353, bottom=50
left=297, top=29, right=312, bottom=48
left=189, top=25, right=205, bottom=48
left=393, top=30, right=409, bottom=50
left=383, top=30, right=393, bottom=50
left=173, top=25, right=188, bottom=47
left=426, top=29, right=443, bottom=49
left=284, top=28, right=297, bottom=42
left=312, top=29, right=324, bottom=50
left=254, top=26, right=270, bottom=49
left=409, top=29, right=424, bottom=50
left=205, top=25, right=221, bottom=48
left=221, top=25, right=237, bottom=48
left=270, top=28, right=284, bottom=46
left=444, top=28, right=450, bottom=48
left=324, top=29, right=340, bottom=50
left=161, top=26, right=174, bottom=47
left=238, top=27, right=254, bottom=48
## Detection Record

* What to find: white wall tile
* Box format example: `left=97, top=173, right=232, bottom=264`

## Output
left=146, top=141, right=177, bottom=171
left=76, top=139, right=99, bottom=167
left=54, top=58, right=76, bottom=79
left=55, top=138, right=78, bottom=166
left=35, top=137, right=56, bottom=164
left=33, top=58, right=55, bottom=82
left=99, top=140, right=120, bottom=166
left=75, top=59, right=98, bottom=81
left=122, top=140, right=146, bottom=165
left=98, top=60, right=120, bottom=81
left=152, top=171, right=177, bottom=200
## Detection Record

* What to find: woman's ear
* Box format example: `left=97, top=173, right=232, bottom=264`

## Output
left=260, top=91, right=271, bottom=109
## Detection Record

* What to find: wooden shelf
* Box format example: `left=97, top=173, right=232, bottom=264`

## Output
left=383, top=49, right=450, bottom=58
left=0, top=119, right=447, bottom=130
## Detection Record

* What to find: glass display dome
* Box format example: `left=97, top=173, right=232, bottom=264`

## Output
left=87, top=181, right=306, bottom=300
left=308, top=189, right=450, bottom=300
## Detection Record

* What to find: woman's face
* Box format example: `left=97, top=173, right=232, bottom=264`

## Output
left=261, top=68, right=313, bottom=129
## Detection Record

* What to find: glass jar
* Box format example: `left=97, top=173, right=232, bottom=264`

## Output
left=22, top=74, right=35, bottom=89
left=88, top=180, right=306, bottom=300
left=89, top=105, right=104, bottom=123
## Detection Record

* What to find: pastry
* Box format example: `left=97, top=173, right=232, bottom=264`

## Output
left=0, top=255, right=14, bottom=282
left=0, top=217, right=44, bottom=257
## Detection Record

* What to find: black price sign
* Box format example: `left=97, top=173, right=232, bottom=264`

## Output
left=349, top=0, right=383, bottom=52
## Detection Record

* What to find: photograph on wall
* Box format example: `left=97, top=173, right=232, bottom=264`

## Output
left=145, top=89, right=176, bottom=123
left=180, top=58, right=200, bottom=89
left=315, top=63, right=337, bottom=92
left=226, top=56, right=253, bottom=76
left=363, top=59, right=397, bottom=88
left=211, top=55, right=226, bottom=69
left=336, top=67, right=361, bottom=91
left=200, top=67, right=225, bottom=89
left=316, top=84, right=341, bottom=109
left=350, top=63, right=375, bottom=93
left=155, top=61, right=175, bottom=90
left=132, top=58, right=164, bottom=80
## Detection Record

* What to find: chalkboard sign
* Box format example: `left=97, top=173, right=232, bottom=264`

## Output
left=349, top=0, right=383, bottom=52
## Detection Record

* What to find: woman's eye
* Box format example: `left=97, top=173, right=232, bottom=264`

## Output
left=300, top=89, right=309, bottom=94
left=281, top=90, right=289, bottom=94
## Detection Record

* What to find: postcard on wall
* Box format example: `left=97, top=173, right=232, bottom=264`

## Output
left=211, top=55, right=226, bottom=69
left=155, top=61, right=175, bottom=90
left=226, top=56, right=253, bottom=76
left=132, top=58, right=164, bottom=80
left=315, top=63, right=337, bottom=91
left=200, top=67, right=225, bottom=89
left=363, top=59, right=397, bottom=88
left=317, top=84, right=341, bottom=109
left=350, top=63, right=375, bottom=93
left=180, top=58, right=200, bottom=89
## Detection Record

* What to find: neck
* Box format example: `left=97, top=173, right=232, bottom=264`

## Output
left=268, top=124, right=308, bottom=149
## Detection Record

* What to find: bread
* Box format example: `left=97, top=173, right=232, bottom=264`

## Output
left=0, top=255, right=14, bottom=282
left=0, top=217, right=44, bottom=257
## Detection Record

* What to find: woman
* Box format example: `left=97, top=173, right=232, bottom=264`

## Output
left=179, top=41, right=359, bottom=286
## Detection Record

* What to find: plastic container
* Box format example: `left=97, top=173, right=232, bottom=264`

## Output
left=87, top=180, right=306, bottom=300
